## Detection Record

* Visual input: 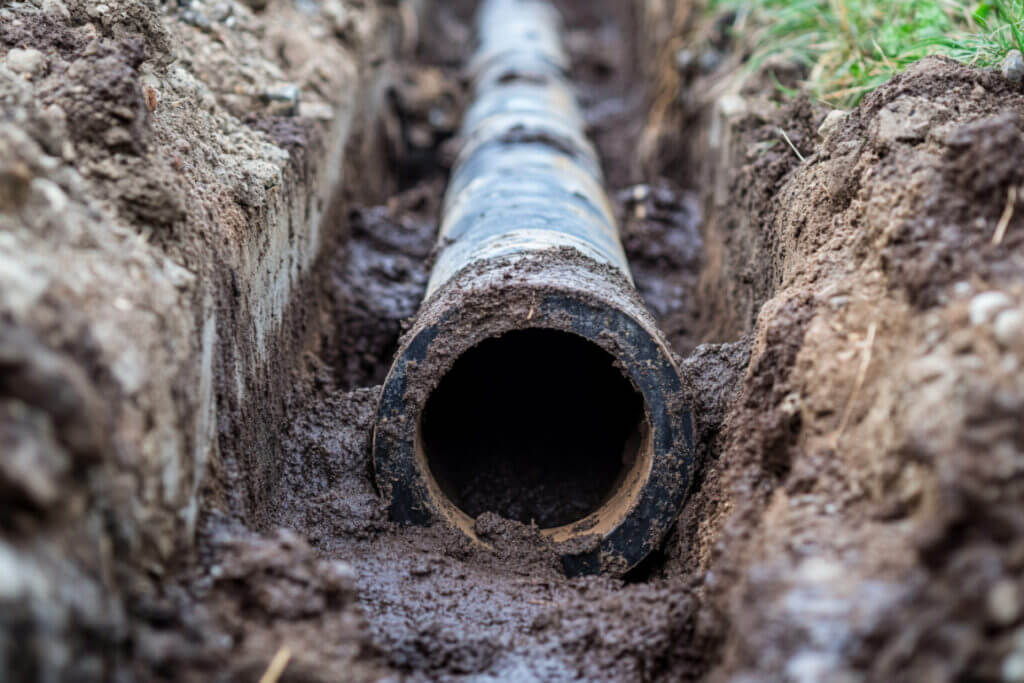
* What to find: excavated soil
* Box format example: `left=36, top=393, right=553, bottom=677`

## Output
left=5, top=0, right=1024, bottom=680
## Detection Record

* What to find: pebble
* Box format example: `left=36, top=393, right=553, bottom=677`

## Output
left=163, top=259, right=196, bottom=290
left=209, top=2, right=233, bottom=22
left=329, top=560, right=357, bottom=581
left=1006, top=652, right=1024, bottom=682
left=988, top=579, right=1022, bottom=627
left=41, top=0, right=71, bottom=20
left=994, top=309, right=1024, bottom=347
left=828, top=294, right=850, bottom=309
left=1003, top=50, right=1024, bottom=86
left=0, top=544, right=50, bottom=603
left=180, top=8, right=212, bottom=31
left=817, top=109, right=847, bottom=140
left=31, top=178, right=68, bottom=215
left=1003, top=354, right=1020, bottom=373
left=969, top=291, right=1013, bottom=326
left=798, top=556, right=843, bottom=583
left=699, top=49, right=724, bottom=73
left=262, top=84, right=300, bottom=107
left=674, top=48, right=695, bottom=72
left=779, top=391, right=801, bottom=417
left=717, top=94, right=747, bottom=119
left=630, top=184, right=650, bottom=202
left=6, top=48, right=46, bottom=76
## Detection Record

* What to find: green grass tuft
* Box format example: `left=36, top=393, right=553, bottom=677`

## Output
left=710, top=0, right=1024, bottom=106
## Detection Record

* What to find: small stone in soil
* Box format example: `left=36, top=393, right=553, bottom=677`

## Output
left=969, top=291, right=1013, bottom=325
left=1003, top=50, right=1024, bottom=86
left=261, top=85, right=301, bottom=115
left=180, top=8, right=212, bottom=31
left=817, top=109, right=847, bottom=140
left=6, top=48, right=46, bottom=76
left=994, top=308, right=1023, bottom=347
left=988, top=579, right=1021, bottom=627
left=674, top=49, right=694, bottom=72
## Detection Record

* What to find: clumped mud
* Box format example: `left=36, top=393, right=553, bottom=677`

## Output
left=618, top=182, right=704, bottom=355
left=322, top=183, right=438, bottom=390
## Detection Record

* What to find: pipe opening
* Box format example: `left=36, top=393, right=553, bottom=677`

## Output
left=418, top=328, right=647, bottom=529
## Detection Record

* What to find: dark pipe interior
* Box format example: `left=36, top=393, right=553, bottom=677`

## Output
left=420, top=328, right=645, bottom=528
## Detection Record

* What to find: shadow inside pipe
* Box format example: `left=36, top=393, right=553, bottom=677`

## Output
left=420, top=328, right=645, bottom=529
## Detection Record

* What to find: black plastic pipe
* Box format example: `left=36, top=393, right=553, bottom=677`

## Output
left=371, top=0, right=695, bottom=576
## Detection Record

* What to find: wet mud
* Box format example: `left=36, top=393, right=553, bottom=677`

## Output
left=180, top=0, right=709, bottom=679
left=236, top=1, right=713, bottom=678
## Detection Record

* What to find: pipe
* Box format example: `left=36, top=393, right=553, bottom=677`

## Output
left=371, top=0, right=695, bottom=576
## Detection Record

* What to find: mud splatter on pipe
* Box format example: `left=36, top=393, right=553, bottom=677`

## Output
left=372, top=0, right=695, bottom=576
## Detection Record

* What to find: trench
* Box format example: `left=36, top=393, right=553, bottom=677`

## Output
left=6, top=0, right=1017, bottom=678
left=226, top=0, right=722, bottom=678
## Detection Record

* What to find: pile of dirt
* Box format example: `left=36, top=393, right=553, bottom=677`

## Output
left=666, top=50, right=1024, bottom=680
left=1, top=0, right=398, bottom=679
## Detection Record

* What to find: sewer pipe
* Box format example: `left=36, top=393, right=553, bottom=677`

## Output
left=371, top=0, right=695, bottom=576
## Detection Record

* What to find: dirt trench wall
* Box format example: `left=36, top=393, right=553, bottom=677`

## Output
left=664, top=50, right=1024, bottom=679
left=0, top=0, right=399, bottom=677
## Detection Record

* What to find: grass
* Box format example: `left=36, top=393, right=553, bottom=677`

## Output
left=710, top=0, right=1024, bottom=106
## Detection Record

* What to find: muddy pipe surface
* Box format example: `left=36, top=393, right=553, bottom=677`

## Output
left=372, top=0, right=695, bottom=576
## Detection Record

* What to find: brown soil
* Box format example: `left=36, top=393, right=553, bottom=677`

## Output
left=656, top=17, right=1024, bottom=677
left=4, top=0, right=1024, bottom=681
left=238, top=1, right=712, bottom=677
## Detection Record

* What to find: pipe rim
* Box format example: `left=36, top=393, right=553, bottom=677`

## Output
left=372, top=260, right=695, bottom=576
